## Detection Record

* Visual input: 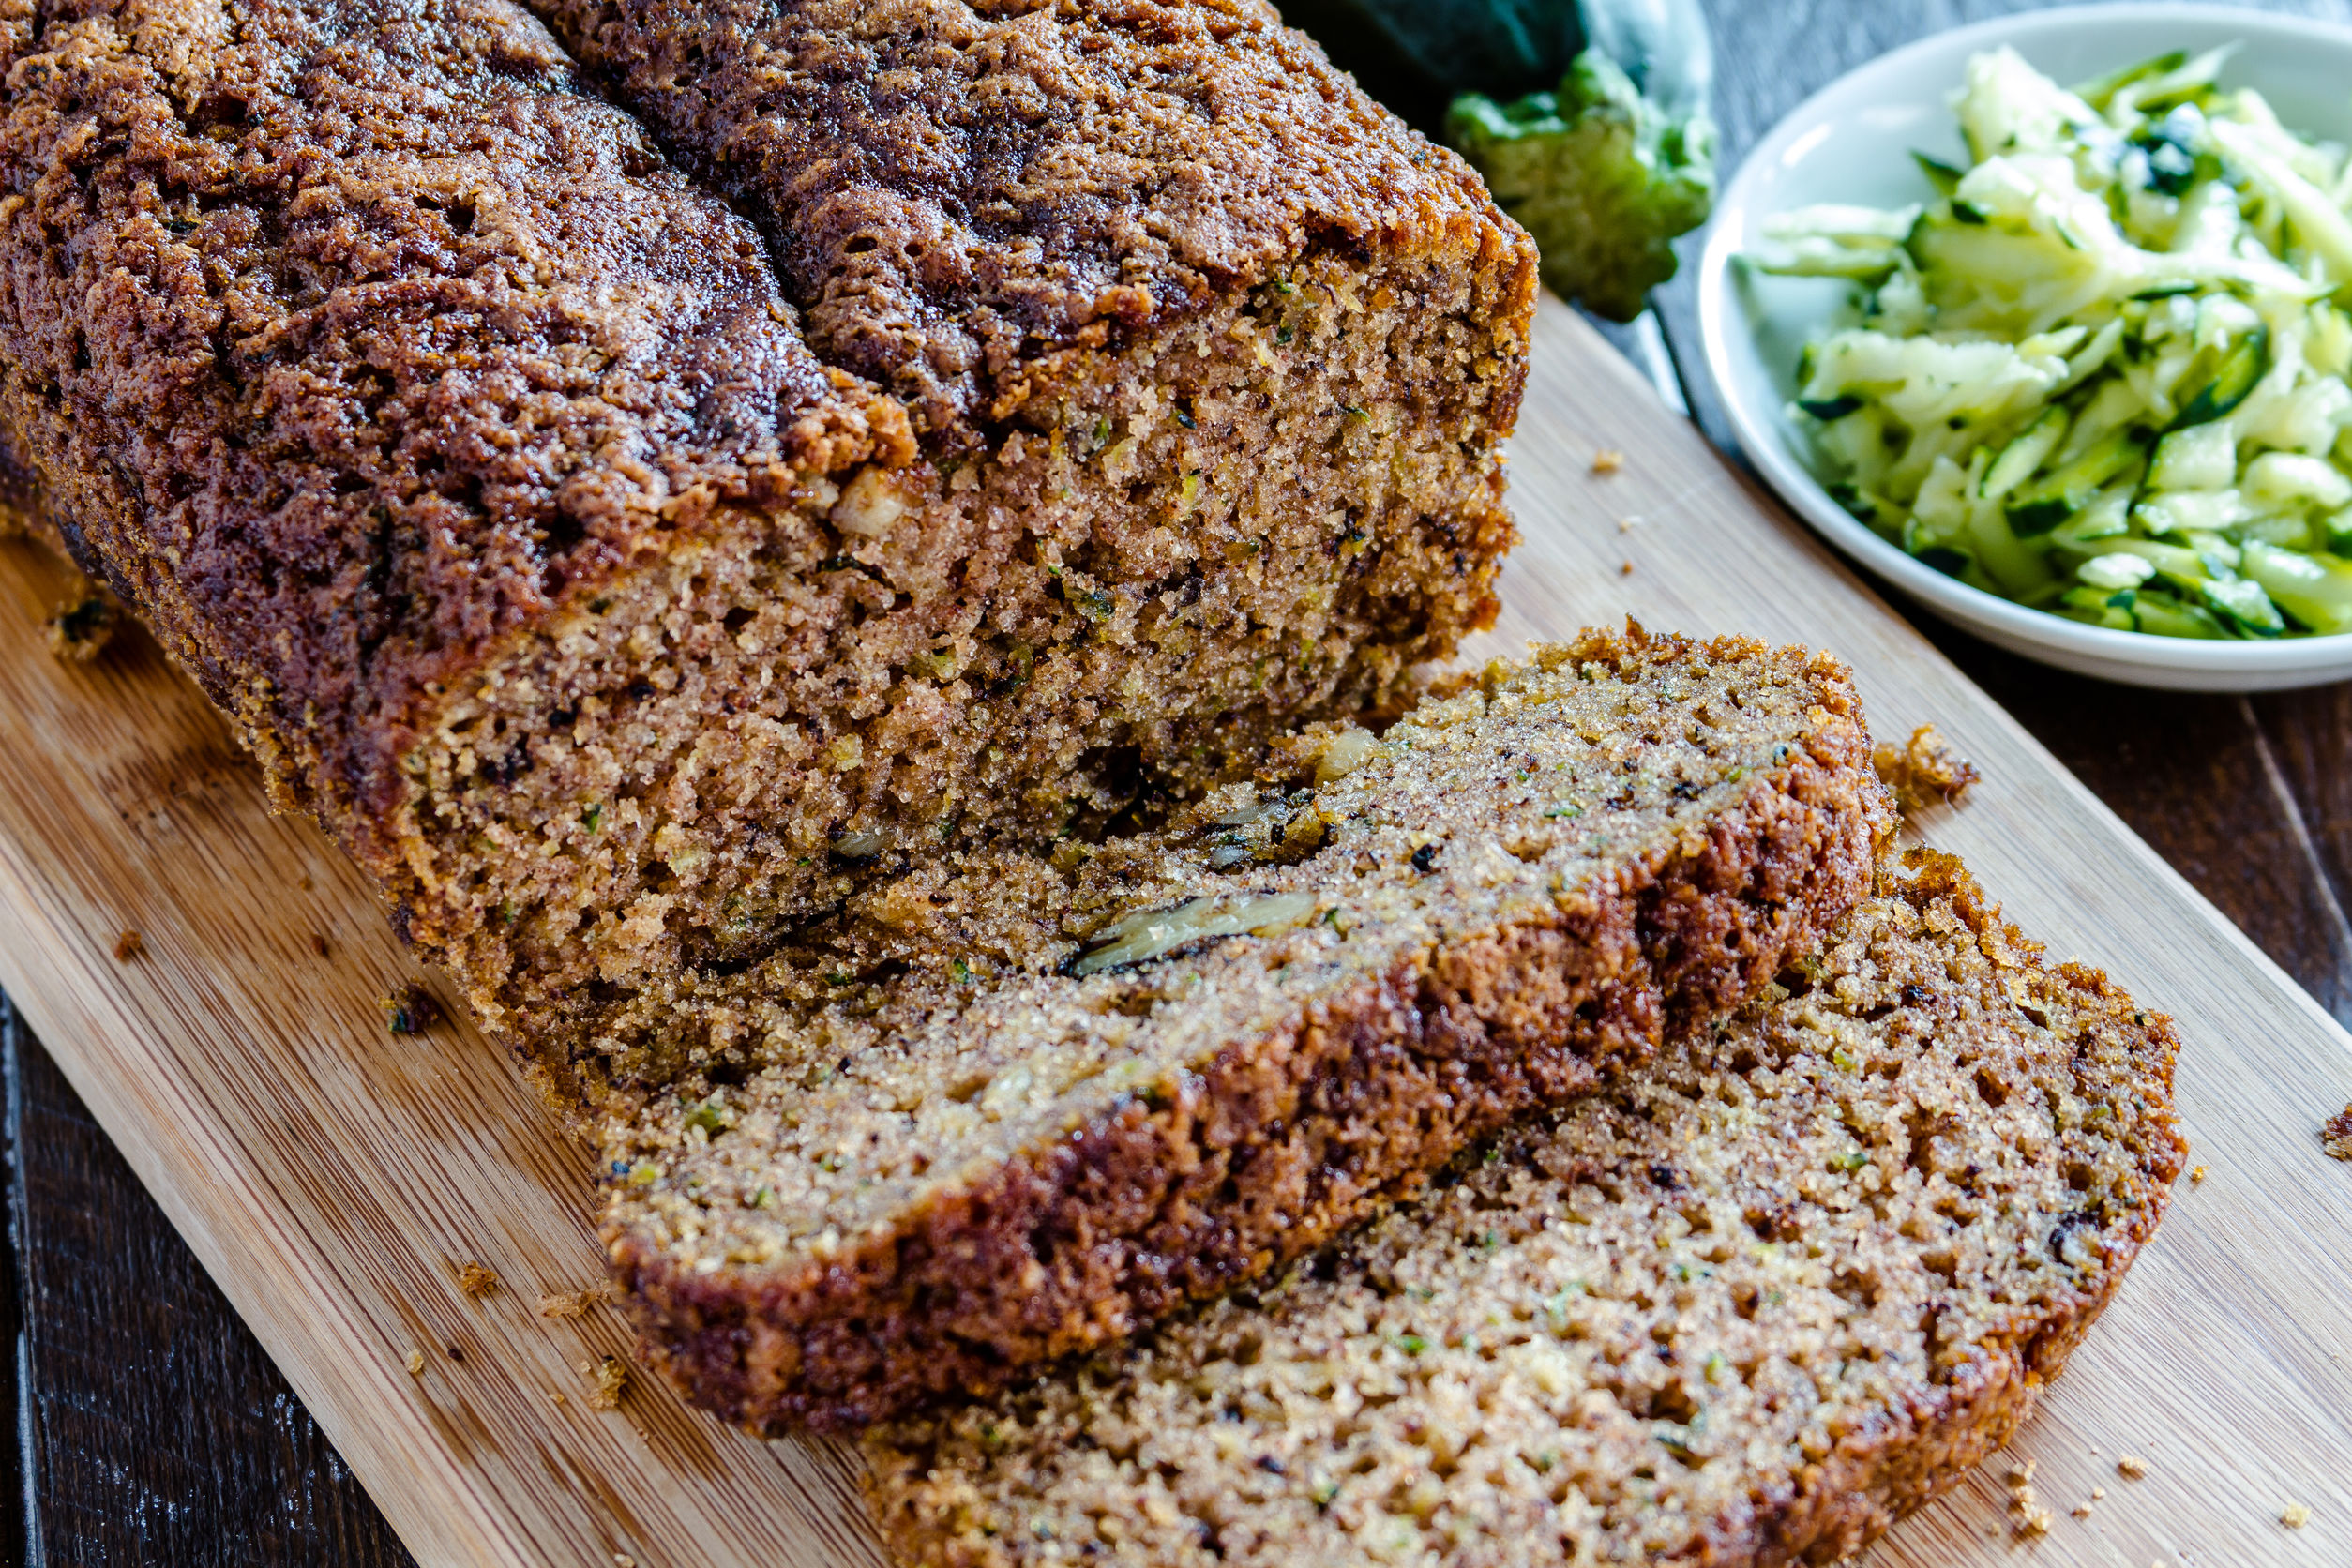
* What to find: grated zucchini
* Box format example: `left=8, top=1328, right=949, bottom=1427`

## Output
left=1750, top=44, right=2352, bottom=640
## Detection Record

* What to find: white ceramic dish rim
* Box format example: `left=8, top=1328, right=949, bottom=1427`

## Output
left=1696, top=1, right=2352, bottom=684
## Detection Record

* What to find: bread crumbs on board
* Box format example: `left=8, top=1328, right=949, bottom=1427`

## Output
left=2007, top=1460, right=2054, bottom=1536
left=540, top=1282, right=617, bottom=1318
left=1591, top=448, right=1624, bottom=475
left=382, top=981, right=442, bottom=1035
left=457, top=1261, right=499, bottom=1298
left=2283, top=1501, right=2312, bottom=1527
left=1874, top=723, right=1982, bottom=816
left=112, top=929, right=142, bottom=962
left=44, top=581, right=117, bottom=662
left=2323, top=1106, right=2352, bottom=1160
left=583, top=1355, right=628, bottom=1410
left=405, top=1349, right=425, bottom=1376
left=2118, top=1455, right=2149, bottom=1478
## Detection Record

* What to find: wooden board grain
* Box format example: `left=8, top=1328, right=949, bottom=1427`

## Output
left=0, top=296, right=2346, bottom=1568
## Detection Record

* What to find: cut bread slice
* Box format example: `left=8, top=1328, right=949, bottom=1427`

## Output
left=861, top=850, right=2187, bottom=1567
left=595, top=626, right=1893, bottom=1430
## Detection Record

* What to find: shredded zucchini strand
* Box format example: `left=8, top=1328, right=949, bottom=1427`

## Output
left=1751, top=44, right=2352, bottom=640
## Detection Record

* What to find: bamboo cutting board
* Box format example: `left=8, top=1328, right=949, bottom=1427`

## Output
left=1, top=295, right=2347, bottom=1568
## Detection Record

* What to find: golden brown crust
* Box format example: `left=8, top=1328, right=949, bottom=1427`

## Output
left=0, top=0, right=903, bottom=845
left=0, top=0, right=1535, bottom=1033
left=532, top=0, right=1531, bottom=437
left=857, top=848, right=2187, bottom=1567
left=599, top=631, right=1895, bottom=1431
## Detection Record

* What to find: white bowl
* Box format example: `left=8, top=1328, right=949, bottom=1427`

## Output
left=1696, top=2, right=2352, bottom=690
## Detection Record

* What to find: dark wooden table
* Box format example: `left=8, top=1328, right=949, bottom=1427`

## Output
left=9, top=0, right=2352, bottom=1560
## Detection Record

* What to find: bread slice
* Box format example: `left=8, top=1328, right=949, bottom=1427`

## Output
left=0, top=0, right=1532, bottom=1042
left=862, top=850, right=2186, bottom=1566
left=594, top=628, right=1893, bottom=1430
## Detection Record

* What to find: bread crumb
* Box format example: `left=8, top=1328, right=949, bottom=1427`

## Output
left=382, top=980, right=443, bottom=1035
left=1591, top=448, right=1624, bottom=475
left=2324, top=1106, right=2352, bottom=1160
left=2072, top=1501, right=2094, bottom=1519
left=1619, top=560, right=1634, bottom=575
left=582, top=1354, right=628, bottom=1410
left=405, top=1349, right=425, bottom=1376
left=551, top=1390, right=567, bottom=1407
left=615, top=1556, right=637, bottom=1568
left=2118, top=1455, right=2148, bottom=1478
left=2283, top=1501, right=2311, bottom=1528
left=1874, top=723, right=1982, bottom=815
left=44, top=579, right=117, bottom=662
left=540, top=1282, right=617, bottom=1318
left=112, top=929, right=143, bottom=962
left=2004, top=1459, right=2053, bottom=1536
left=2092, top=1485, right=2105, bottom=1500
left=310, top=933, right=330, bottom=958
left=457, top=1261, right=499, bottom=1298
left=2189, top=1164, right=2209, bottom=1184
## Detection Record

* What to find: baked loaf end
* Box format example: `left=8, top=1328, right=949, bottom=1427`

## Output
left=0, top=0, right=1534, bottom=1036
left=862, top=850, right=2187, bottom=1567
left=595, top=627, right=1893, bottom=1430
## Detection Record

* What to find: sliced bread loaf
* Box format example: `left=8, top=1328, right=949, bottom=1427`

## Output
left=594, top=627, right=1893, bottom=1430
left=0, top=0, right=1532, bottom=1041
left=861, top=850, right=2187, bottom=1567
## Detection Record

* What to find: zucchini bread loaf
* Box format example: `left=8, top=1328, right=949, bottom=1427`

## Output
left=593, top=629, right=1893, bottom=1429
left=864, top=851, right=2187, bottom=1567
left=0, top=0, right=1533, bottom=1034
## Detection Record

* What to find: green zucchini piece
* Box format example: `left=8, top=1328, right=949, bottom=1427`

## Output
left=1798, top=395, right=1862, bottom=421
left=2240, top=540, right=2352, bottom=635
left=2197, top=574, right=2286, bottom=637
left=2073, top=51, right=2188, bottom=113
left=2148, top=420, right=2237, bottom=491
left=2005, top=429, right=2151, bottom=535
left=2165, top=325, right=2268, bottom=432
left=2129, top=590, right=2227, bottom=639
left=2058, top=585, right=2137, bottom=631
left=1980, top=407, right=2069, bottom=501
left=1911, top=151, right=1967, bottom=196
left=1967, top=499, right=2056, bottom=596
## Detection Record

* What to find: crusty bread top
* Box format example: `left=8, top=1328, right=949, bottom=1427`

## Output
left=0, top=0, right=903, bottom=829
left=0, top=0, right=1530, bottom=865
left=861, top=850, right=2187, bottom=1567
left=534, top=0, right=1535, bottom=434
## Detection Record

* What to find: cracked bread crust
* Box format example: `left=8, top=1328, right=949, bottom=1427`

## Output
left=861, top=850, right=2187, bottom=1567
left=597, top=628, right=1894, bottom=1431
left=0, top=0, right=900, bottom=836
left=1, top=0, right=1533, bottom=1035
left=532, top=0, right=1527, bottom=436
left=0, top=0, right=1533, bottom=1029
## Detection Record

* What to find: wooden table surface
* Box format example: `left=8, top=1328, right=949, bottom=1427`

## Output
left=8, top=0, right=2352, bottom=1560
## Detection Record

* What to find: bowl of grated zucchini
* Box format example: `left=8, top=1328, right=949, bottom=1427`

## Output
left=1698, top=3, right=2352, bottom=689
